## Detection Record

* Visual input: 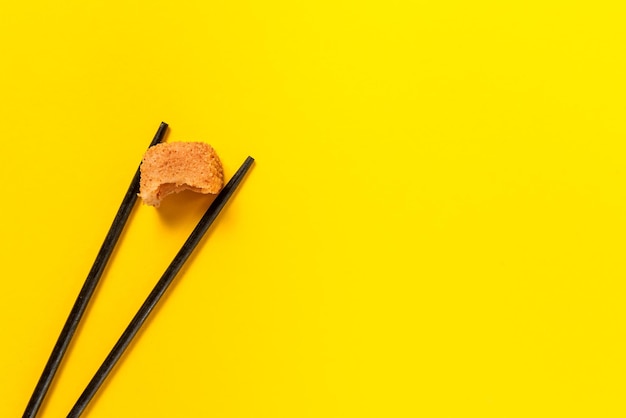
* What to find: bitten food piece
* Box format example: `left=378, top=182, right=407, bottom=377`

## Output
left=139, top=142, right=224, bottom=207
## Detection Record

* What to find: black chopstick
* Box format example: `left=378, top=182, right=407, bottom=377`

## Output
left=23, top=122, right=169, bottom=418
left=67, top=156, right=255, bottom=417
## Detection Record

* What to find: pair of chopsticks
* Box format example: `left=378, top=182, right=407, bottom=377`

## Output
left=23, top=122, right=254, bottom=417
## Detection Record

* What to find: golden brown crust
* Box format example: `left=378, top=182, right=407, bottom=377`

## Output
left=139, top=142, right=224, bottom=207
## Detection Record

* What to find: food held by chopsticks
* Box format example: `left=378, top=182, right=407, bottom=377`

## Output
left=139, top=142, right=224, bottom=207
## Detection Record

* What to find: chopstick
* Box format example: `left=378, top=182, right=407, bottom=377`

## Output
left=67, top=156, right=255, bottom=417
left=23, top=122, right=169, bottom=418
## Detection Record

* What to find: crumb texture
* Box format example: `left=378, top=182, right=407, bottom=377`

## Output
left=139, top=142, right=224, bottom=207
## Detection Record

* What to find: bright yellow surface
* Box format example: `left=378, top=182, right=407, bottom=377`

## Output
left=2, top=1, right=626, bottom=417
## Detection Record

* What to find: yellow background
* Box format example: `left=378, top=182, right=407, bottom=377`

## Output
left=2, top=1, right=626, bottom=417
